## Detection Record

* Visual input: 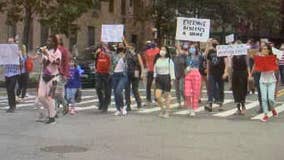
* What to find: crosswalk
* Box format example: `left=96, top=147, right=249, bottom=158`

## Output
left=0, top=89, right=283, bottom=122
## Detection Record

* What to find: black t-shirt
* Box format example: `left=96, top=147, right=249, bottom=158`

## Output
left=207, top=49, right=225, bottom=76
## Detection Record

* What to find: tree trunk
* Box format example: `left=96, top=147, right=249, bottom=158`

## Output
left=22, top=6, right=32, bottom=51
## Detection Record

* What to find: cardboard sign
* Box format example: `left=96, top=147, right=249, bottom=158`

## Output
left=175, top=17, right=210, bottom=42
left=101, top=24, right=124, bottom=42
left=0, top=44, right=20, bottom=65
left=272, top=47, right=284, bottom=59
left=217, top=44, right=248, bottom=57
left=254, top=55, right=278, bottom=72
left=225, top=34, right=234, bottom=44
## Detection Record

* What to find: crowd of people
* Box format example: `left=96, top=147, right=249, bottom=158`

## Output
left=1, top=34, right=284, bottom=124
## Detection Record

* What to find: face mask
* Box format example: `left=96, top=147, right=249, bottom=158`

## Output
left=189, top=47, right=196, bottom=54
left=160, top=50, right=166, bottom=57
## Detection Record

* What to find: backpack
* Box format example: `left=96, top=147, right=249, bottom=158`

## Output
left=25, top=56, right=34, bottom=72
left=95, top=52, right=111, bottom=73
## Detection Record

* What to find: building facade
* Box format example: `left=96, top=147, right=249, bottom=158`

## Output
left=0, top=0, right=155, bottom=54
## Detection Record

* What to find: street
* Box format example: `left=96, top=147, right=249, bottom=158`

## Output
left=0, top=86, right=284, bottom=160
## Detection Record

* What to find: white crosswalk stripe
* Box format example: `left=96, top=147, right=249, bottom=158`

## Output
left=1, top=89, right=283, bottom=122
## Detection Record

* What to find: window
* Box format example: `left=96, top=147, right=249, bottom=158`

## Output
left=109, top=0, right=114, bottom=13
left=130, top=0, right=133, bottom=7
left=131, top=34, right=137, bottom=45
left=7, top=25, right=17, bottom=38
left=121, top=0, right=126, bottom=15
left=88, top=26, right=95, bottom=47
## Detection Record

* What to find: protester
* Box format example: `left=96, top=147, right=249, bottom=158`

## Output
left=199, top=44, right=209, bottom=103
left=55, top=35, right=70, bottom=115
left=144, top=42, right=160, bottom=106
left=184, top=43, right=202, bottom=116
left=37, top=35, right=62, bottom=124
left=124, top=43, right=144, bottom=111
left=16, top=44, right=29, bottom=102
left=3, top=38, right=21, bottom=113
left=112, top=42, right=128, bottom=116
left=94, top=43, right=112, bottom=113
left=231, top=40, right=251, bottom=115
left=154, top=46, right=175, bottom=118
left=205, top=39, right=228, bottom=112
left=173, top=42, right=187, bottom=108
left=65, top=58, right=81, bottom=115
left=252, top=43, right=278, bottom=122
left=278, top=43, right=284, bottom=85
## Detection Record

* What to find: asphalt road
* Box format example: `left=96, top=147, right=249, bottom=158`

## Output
left=0, top=85, right=284, bottom=160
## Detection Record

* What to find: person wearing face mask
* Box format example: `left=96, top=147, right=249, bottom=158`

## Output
left=184, top=44, right=202, bottom=116
left=124, top=42, right=144, bottom=111
left=205, top=39, right=228, bottom=112
left=173, top=41, right=187, bottom=108
left=252, top=43, right=278, bottom=122
left=154, top=46, right=175, bottom=118
left=112, top=42, right=128, bottom=116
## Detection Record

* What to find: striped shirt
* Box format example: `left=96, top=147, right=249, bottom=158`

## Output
left=279, top=51, right=284, bottom=66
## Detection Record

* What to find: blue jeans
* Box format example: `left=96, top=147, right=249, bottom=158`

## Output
left=175, top=77, right=184, bottom=104
left=260, top=82, right=276, bottom=114
left=208, top=74, right=224, bottom=104
left=112, top=72, right=128, bottom=111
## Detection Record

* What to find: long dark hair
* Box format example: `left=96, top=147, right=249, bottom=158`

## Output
left=261, top=43, right=273, bottom=55
left=154, top=45, right=171, bottom=64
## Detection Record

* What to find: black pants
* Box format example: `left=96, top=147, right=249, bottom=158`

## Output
left=146, top=71, right=154, bottom=102
left=95, top=73, right=111, bottom=111
left=16, top=72, right=29, bottom=98
left=5, top=75, right=18, bottom=109
left=125, top=73, right=142, bottom=109
left=232, top=70, right=248, bottom=103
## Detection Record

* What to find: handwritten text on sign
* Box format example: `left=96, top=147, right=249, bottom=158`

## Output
left=101, top=24, right=124, bottom=42
left=0, top=44, right=19, bottom=65
left=217, top=44, right=248, bottom=57
left=175, top=17, right=210, bottom=42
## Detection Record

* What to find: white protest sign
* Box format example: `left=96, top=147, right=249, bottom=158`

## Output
left=101, top=24, right=124, bottom=42
left=225, top=34, right=234, bottom=44
left=217, top=44, right=248, bottom=57
left=0, top=44, right=19, bottom=65
left=175, top=17, right=210, bottom=42
left=272, top=47, right=284, bottom=59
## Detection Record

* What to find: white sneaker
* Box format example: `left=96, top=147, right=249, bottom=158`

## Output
left=190, top=110, right=196, bottom=117
left=163, top=112, right=170, bottom=118
left=121, top=107, right=127, bottom=116
left=114, top=111, right=121, bottom=116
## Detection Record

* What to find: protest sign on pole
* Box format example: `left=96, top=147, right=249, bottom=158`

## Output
left=225, top=34, right=234, bottom=44
left=101, top=24, right=124, bottom=42
left=0, top=44, right=19, bottom=65
left=272, top=47, right=284, bottom=59
left=175, top=17, right=210, bottom=42
left=217, top=44, right=248, bottom=57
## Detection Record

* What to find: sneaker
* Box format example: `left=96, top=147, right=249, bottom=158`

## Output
left=163, top=112, right=170, bottom=118
left=158, top=111, right=164, bottom=118
left=70, top=108, right=76, bottom=115
left=6, top=108, right=15, bottom=113
left=261, top=115, right=269, bottom=122
left=272, top=109, right=278, bottom=117
left=190, top=110, right=196, bottom=117
left=45, top=117, right=56, bottom=124
left=204, top=105, right=213, bottom=112
left=114, top=111, right=121, bottom=116
left=121, top=107, right=127, bottom=116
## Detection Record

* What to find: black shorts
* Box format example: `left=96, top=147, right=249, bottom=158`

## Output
left=155, top=75, right=171, bottom=92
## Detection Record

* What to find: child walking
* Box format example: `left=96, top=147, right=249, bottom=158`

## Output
left=65, top=58, right=81, bottom=115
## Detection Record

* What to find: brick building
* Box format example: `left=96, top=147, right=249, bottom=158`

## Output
left=0, top=0, right=155, bottom=54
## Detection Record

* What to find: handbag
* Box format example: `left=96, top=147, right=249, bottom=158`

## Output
left=75, top=88, right=82, bottom=103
